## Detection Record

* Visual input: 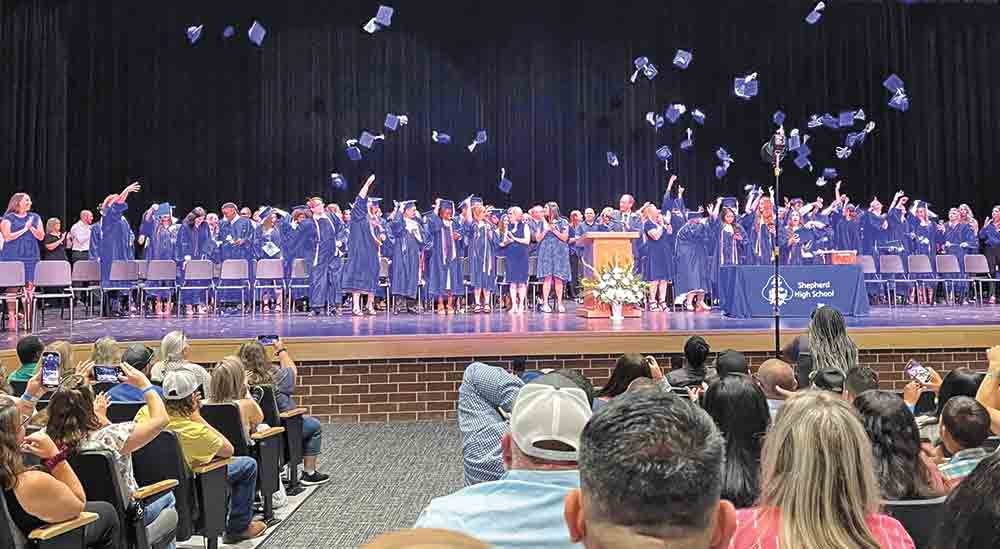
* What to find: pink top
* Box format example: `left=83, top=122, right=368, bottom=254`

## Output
left=730, top=508, right=915, bottom=549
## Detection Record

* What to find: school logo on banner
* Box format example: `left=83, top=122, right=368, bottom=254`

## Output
left=762, top=275, right=795, bottom=306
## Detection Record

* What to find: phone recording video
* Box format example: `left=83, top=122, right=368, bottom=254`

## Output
left=40, top=352, right=61, bottom=387
left=904, top=359, right=931, bottom=385
left=93, top=366, right=121, bottom=384
left=257, top=335, right=279, bottom=346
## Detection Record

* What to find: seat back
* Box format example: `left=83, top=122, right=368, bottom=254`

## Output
left=0, top=489, right=27, bottom=549
left=72, top=259, right=102, bottom=283
left=251, top=385, right=282, bottom=430
left=33, top=260, right=71, bottom=287
left=107, top=402, right=145, bottom=423
left=183, top=259, right=214, bottom=280
left=858, top=254, right=877, bottom=274
left=496, top=256, right=507, bottom=281
left=135, top=260, right=149, bottom=281
left=146, top=260, right=177, bottom=281
left=935, top=254, right=961, bottom=275
left=133, top=431, right=196, bottom=543
left=965, top=254, right=991, bottom=275
left=8, top=381, right=27, bottom=398
left=528, top=255, right=537, bottom=277
left=200, top=403, right=251, bottom=456
left=291, top=258, right=308, bottom=279
left=879, top=254, right=905, bottom=275
left=0, top=262, right=26, bottom=287
left=109, top=260, right=138, bottom=282
left=255, top=259, right=284, bottom=280
left=907, top=254, right=933, bottom=275
left=882, top=496, right=947, bottom=549
left=69, top=449, right=144, bottom=549
left=982, top=436, right=1000, bottom=453
left=379, top=257, right=391, bottom=279
left=219, top=259, right=249, bottom=281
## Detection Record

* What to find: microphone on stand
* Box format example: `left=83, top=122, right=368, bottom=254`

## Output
left=772, top=127, right=786, bottom=171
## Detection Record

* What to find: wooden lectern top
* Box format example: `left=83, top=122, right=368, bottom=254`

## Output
left=578, top=231, right=640, bottom=242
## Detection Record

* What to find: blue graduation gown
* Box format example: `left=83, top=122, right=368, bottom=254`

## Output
left=217, top=215, right=255, bottom=302
left=909, top=221, right=938, bottom=276
left=341, top=196, right=381, bottom=294
left=861, top=210, right=889, bottom=256
left=389, top=216, right=428, bottom=299
left=145, top=223, right=180, bottom=299
left=673, top=221, right=711, bottom=298
left=887, top=209, right=913, bottom=256
left=942, top=222, right=976, bottom=300
left=743, top=216, right=777, bottom=266
left=832, top=211, right=862, bottom=253
left=298, top=213, right=344, bottom=310
left=463, top=220, right=499, bottom=292
left=176, top=223, right=211, bottom=305
left=780, top=226, right=815, bottom=265
left=98, top=203, right=135, bottom=289
left=426, top=215, right=462, bottom=297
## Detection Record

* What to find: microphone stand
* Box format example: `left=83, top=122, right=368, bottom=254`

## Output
left=772, top=143, right=785, bottom=358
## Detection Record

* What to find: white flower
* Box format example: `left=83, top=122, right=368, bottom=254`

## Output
left=602, top=273, right=612, bottom=281
left=613, top=267, right=623, bottom=275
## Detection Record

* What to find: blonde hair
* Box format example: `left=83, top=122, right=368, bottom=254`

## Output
left=45, top=340, right=76, bottom=379
left=91, top=337, right=118, bottom=366
left=758, top=391, right=882, bottom=549
left=45, top=218, right=61, bottom=234
left=210, top=356, right=247, bottom=404
left=159, top=331, right=188, bottom=363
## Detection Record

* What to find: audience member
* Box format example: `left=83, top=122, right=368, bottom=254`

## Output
left=556, top=368, right=595, bottom=404
left=415, top=373, right=592, bottom=548
left=45, top=368, right=178, bottom=547
left=910, top=366, right=981, bottom=442
left=135, top=370, right=266, bottom=543
left=44, top=339, right=77, bottom=380
left=363, top=529, right=491, bottom=549
left=240, top=338, right=329, bottom=485
left=6, top=335, right=43, bottom=383
left=756, top=359, right=795, bottom=417
left=933, top=451, right=1000, bottom=549
left=106, top=343, right=165, bottom=402
left=714, top=350, right=748, bottom=378
left=782, top=306, right=858, bottom=388
left=455, top=362, right=524, bottom=485
left=853, top=390, right=945, bottom=499
left=625, top=377, right=657, bottom=393
left=149, top=331, right=212, bottom=399
left=975, top=345, right=1000, bottom=435
left=844, top=365, right=879, bottom=402
left=564, top=392, right=736, bottom=549
left=89, top=336, right=117, bottom=369
left=209, top=355, right=264, bottom=440
left=731, top=391, right=915, bottom=548
left=938, top=396, right=991, bottom=489
left=702, top=375, right=770, bottom=509
left=666, top=336, right=717, bottom=388
left=810, top=366, right=846, bottom=394
left=592, top=354, right=649, bottom=410
left=0, top=396, right=121, bottom=549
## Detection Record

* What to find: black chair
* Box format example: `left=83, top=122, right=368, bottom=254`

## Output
left=882, top=496, right=948, bottom=549
left=913, top=391, right=937, bottom=417
left=253, top=385, right=305, bottom=495
left=69, top=450, right=179, bottom=549
left=132, top=430, right=229, bottom=549
left=106, top=402, right=145, bottom=424
left=982, top=436, right=1000, bottom=453
left=200, top=403, right=285, bottom=523
left=1, top=492, right=99, bottom=549
left=8, top=380, right=27, bottom=398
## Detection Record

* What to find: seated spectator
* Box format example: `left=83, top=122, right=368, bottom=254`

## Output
left=208, top=356, right=264, bottom=440
left=933, top=451, right=1000, bottom=549
left=556, top=368, right=595, bottom=404
left=666, top=336, right=717, bottom=388
left=909, top=366, right=979, bottom=442
left=149, top=331, right=212, bottom=399
left=731, top=391, right=915, bottom=548
left=0, top=396, right=121, bottom=549
left=135, top=370, right=266, bottom=543
left=45, top=368, right=178, bottom=548
left=564, top=392, right=736, bottom=548
left=106, top=344, right=165, bottom=402
left=702, top=375, right=770, bottom=509
left=6, top=335, right=43, bottom=384
left=938, top=396, right=992, bottom=490
left=240, top=338, right=329, bottom=485
left=844, top=364, right=879, bottom=402
left=416, top=372, right=591, bottom=547
left=89, top=336, right=117, bottom=372
left=363, top=528, right=490, bottom=549
left=756, top=358, right=795, bottom=417
left=592, top=354, right=649, bottom=411
left=46, top=340, right=77, bottom=380
left=626, top=377, right=656, bottom=393
left=782, top=305, right=858, bottom=388
left=853, top=390, right=945, bottom=499
left=454, top=362, right=524, bottom=485
left=810, top=366, right=846, bottom=394
left=714, top=350, right=748, bottom=378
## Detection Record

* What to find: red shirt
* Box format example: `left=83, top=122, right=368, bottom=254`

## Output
left=730, top=508, right=914, bottom=549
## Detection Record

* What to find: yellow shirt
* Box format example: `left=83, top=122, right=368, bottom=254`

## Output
left=135, top=405, right=223, bottom=468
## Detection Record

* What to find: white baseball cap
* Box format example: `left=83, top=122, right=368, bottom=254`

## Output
left=510, top=375, right=593, bottom=462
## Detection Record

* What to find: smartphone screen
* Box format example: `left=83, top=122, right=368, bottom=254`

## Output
left=40, top=352, right=61, bottom=387
left=93, top=366, right=121, bottom=384
left=257, top=335, right=279, bottom=346
left=904, top=359, right=931, bottom=384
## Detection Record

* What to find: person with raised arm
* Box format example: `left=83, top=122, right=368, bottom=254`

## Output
left=341, top=174, right=382, bottom=316
left=96, top=182, right=140, bottom=317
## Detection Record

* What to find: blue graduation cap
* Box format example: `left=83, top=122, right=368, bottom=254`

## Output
left=807, top=115, right=822, bottom=128
left=673, top=49, right=692, bottom=69
left=222, top=26, right=235, bottom=39
left=734, top=73, right=759, bottom=100
left=630, top=56, right=650, bottom=83
left=715, top=147, right=734, bottom=179
left=498, top=168, right=513, bottom=194
left=368, top=197, right=383, bottom=207
left=359, top=131, right=384, bottom=149
left=822, top=168, right=838, bottom=180
left=883, top=74, right=905, bottom=93
left=853, top=109, right=866, bottom=121
left=363, top=5, right=394, bottom=33
left=259, top=206, right=274, bottom=220
left=607, top=151, right=620, bottom=167
left=691, top=108, right=706, bottom=125
left=398, top=200, right=417, bottom=211
left=679, top=128, right=695, bottom=150
left=467, top=130, right=488, bottom=152
left=645, top=112, right=665, bottom=130
left=845, top=131, right=864, bottom=148
left=796, top=143, right=812, bottom=158
left=155, top=203, right=174, bottom=218
left=330, top=173, right=348, bottom=190
left=794, top=154, right=813, bottom=171
left=248, top=21, right=266, bottom=47
left=889, top=90, right=910, bottom=112
left=773, top=111, right=785, bottom=127
left=384, top=113, right=409, bottom=132
left=643, top=62, right=658, bottom=80
left=431, top=130, right=451, bottom=144
left=788, top=129, right=802, bottom=151
left=805, top=1, right=826, bottom=24
left=837, top=111, right=855, bottom=128
left=820, top=113, right=839, bottom=129
left=437, top=199, right=455, bottom=212
left=721, top=197, right=739, bottom=210
left=345, top=139, right=362, bottom=161
left=716, top=147, right=734, bottom=163
left=714, top=165, right=728, bottom=180
left=665, top=104, right=686, bottom=124
left=186, top=25, right=203, bottom=45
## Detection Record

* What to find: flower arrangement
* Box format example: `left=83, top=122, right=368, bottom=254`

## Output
left=581, top=260, right=648, bottom=306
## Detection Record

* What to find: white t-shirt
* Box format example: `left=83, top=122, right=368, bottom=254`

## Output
left=69, top=220, right=92, bottom=252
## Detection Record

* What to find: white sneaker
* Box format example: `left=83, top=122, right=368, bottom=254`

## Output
left=541, top=304, right=553, bottom=313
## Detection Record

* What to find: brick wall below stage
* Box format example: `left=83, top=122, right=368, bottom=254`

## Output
left=289, top=348, right=989, bottom=423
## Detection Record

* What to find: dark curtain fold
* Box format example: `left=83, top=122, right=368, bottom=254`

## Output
left=1, top=0, right=999, bottom=226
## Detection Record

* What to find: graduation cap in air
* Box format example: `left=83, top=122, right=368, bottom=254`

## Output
left=854, top=109, right=866, bottom=121
left=345, top=139, right=362, bottom=161
left=691, top=108, right=706, bottom=125
left=884, top=74, right=910, bottom=112
left=721, top=197, right=739, bottom=210
left=498, top=168, right=513, bottom=194
left=680, top=128, right=695, bottom=150
left=773, top=111, right=786, bottom=128
left=607, top=152, right=620, bottom=167
left=715, top=147, right=734, bottom=179
left=816, top=167, right=837, bottom=186
left=787, top=129, right=802, bottom=151
left=467, top=130, right=488, bottom=152
left=655, top=145, right=672, bottom=170
left=330, top=173, right=348, bottom=190
left=630, top=56, right=657, bottom=83
left=186, top=25, right=203, bottom=45
left=794, top=151, right=813, bottom=171
left=645, top=112, right=665, bottom=130
left=665, top=104, right=687, bottom=124
left=359, top=131, right=385, bottom=149
left=384, top=113, right=409, bottom=132
left=734, top=73, right=759, bottom=100
left=437, top=199, right=455, bottom=212
left=222, top=26, right=235, bottom=39
left=363, top=5, right=394, bottom=33
left=837, top=111, right=855, bottom=128
left=248, top=21, right=266, bottom=47
left=673, top=49, right=692, bottom=69
left=431, top=130, right=451, bottom=144
left=805, top=1, right=826, bottom=24
left=807, top=115, right=822, bottom=128
left=820, top=113, right=839, bottom=129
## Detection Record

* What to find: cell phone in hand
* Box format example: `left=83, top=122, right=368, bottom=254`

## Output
left=257, top=335, right=279, bottom=346
left=93, top=365, right=122, bottom=384
left=904, top=359, right=931, bottom=384
left=40, top=352, right=61, bottom=387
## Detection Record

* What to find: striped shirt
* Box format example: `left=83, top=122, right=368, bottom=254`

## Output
left=458, top=362, right=524, bottom=486
left=938, top=447, right=991, bottom=482
left=730, top=508, right=914, bottom=549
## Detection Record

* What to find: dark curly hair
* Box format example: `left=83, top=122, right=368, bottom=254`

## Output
left=45, top=375, right=102, bottom=454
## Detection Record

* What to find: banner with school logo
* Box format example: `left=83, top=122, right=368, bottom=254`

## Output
left=719, top=265, right=870, bottom=319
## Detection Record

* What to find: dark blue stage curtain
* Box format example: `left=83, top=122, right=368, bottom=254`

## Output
left=2, top=0, right=999, bottom=226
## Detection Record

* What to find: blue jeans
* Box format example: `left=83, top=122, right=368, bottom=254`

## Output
left=226, top=456, right=258, bottom=534
left=302, top=415, right=323, bottom=457
left=144, top=491, right=177, bottom=549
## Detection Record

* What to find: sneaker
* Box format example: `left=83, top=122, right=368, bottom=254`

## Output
left=222, top=520, right=267, bottom=544
left=300, top=470, right=331, bottom=486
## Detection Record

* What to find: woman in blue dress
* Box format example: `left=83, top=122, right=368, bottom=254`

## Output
left=176, top=207, right=210, bottom=315
left=673, top=212, right=712, bottom=311
left=1, top=192, right=45, bottom=330
left=499, top=207, right=531, bottom=314
left=908, top=202, right=938, bottom=305
left=254, top=208, right=286, bottom=313
left=426, top=199, right=463, bottom=314
left=145, top=204, right=180, bottom=316
left=536, top=202, right=571, bottom=313
left=463, top=204, right=499, bottom=313
left=341, top=175, right=383, bottom=316
left=940, top=207, right=977, bottom=304
left=642, top=206, right=674, bottom=311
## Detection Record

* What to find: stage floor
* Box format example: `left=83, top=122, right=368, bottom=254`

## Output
left=4, top=303, right=999, bottom=362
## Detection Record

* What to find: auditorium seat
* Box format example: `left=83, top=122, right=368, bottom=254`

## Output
left=2, top=492, right=98, bottom=549
left=253, top=384, right=306, bottom=495
left=883, top=496, right=947, bottom=549
left=106, top=402, right=145, bottom=423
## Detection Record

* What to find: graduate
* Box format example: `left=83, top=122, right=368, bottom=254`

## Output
left=145, top=203, right=180, bottom=316
left=674, top=212, right=712, bottom=311
left=659, top=175, right=683, bottom=215
left=296, top=197, right=345, bottom=315
left=887, top=191, right=914, bottom=257
left=463, top=203, right=500, bottom=313
left=780, top=211, right=814, bottom=265
left=176, top=207, right=210, bottom=315
left=708, top=198, right=747, bottom=309
left=137, top=204, right=158, bottom=260
left=341, top=175, right=383, bottom=316
left=642, top=205, right=674, bottom=311
left=96, top=182, right=140, bottom=316
left=861, top=197, right=890, bottom=256
left=254, top=207, right=287, bottom=313
left=743, top=191, right=778, bottom=266
left=908, top=200, right=938, bottom=305
left=1, top=192, right=45, bottom=329
left=830, top=183, right=862, bottom=254
left=940, top=207, right=977, bottom=304
left=979, top=206, right=1000, bottom=303
left=283, top=207, right=311, bottom=308
left=802, top=198, right=834, bottom=263
left=387, top=200, right=427, bottom=314
left=218, top=202, right=255, bottom=313
left=499, top=207, right=531, bottom=314
left=426, top=198, right=463, bottom=314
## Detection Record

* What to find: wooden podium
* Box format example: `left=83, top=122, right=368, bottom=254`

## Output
left=577, top=232, right=643, bottom=318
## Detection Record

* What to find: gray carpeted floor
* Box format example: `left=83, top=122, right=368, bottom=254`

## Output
left=260, top=422, right=464, bottom=549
